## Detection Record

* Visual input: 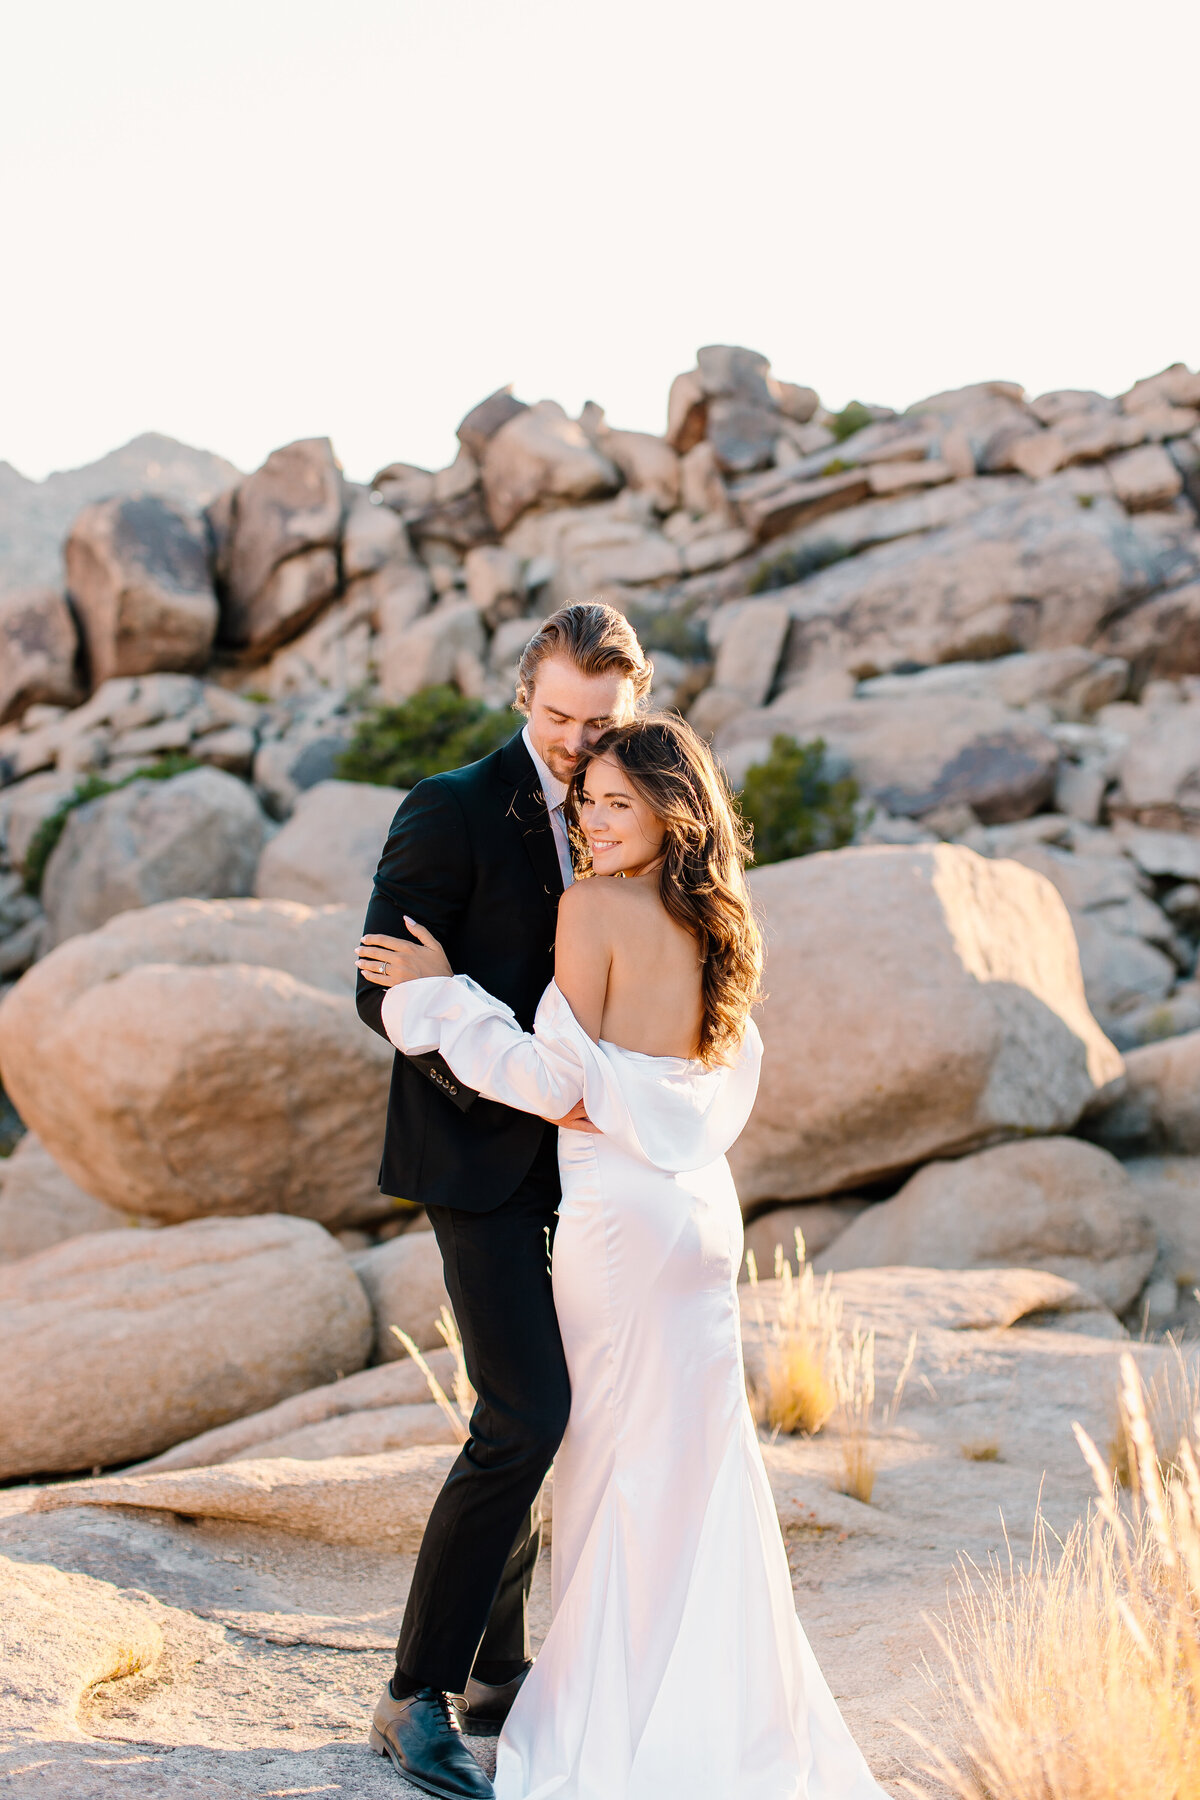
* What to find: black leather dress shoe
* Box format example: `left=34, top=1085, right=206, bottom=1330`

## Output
left=369, top=1682, right=494, bottom=1798
left=451, top=1662, right=533, bottom=1737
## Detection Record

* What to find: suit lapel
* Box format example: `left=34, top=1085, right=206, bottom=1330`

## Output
left=498, top=731, right=564, bottom=921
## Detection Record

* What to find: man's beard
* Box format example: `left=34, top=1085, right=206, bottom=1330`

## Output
left=542, top=744, right=579, bottom=783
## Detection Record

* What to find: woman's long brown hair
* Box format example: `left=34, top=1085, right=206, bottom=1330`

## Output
left=566, top=713, right=763, bottom=1066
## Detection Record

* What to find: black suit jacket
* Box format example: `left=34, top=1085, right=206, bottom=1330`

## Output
left=356, top=730, right=565, bottom=1212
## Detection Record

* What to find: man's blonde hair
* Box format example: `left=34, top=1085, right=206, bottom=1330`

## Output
left=514, top=601, right=653, bottom=715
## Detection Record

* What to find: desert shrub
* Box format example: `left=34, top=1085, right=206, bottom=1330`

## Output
left=747, top=541, right=850, bottom=594
left=621, top=601, right=709, bottom=662
left=336, top=686, right=517, bottom=789
left=907, top=1353, right=1200, bottom=1800
left=829, top=400, right=874, bottom=443
left=23, top=755, right=199, bottom=898
left=739, top=735, right=860, bottom=866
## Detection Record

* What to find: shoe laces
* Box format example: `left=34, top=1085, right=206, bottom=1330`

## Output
left=432, top=1688, right=463, bottom=1734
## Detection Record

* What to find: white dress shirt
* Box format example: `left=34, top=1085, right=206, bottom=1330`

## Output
left=522, top=723, right=575, bottom=889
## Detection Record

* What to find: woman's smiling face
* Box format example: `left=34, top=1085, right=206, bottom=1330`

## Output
left=578, top=753, right=666, bottom=876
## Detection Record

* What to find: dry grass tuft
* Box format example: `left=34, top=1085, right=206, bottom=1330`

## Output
left=1110, top=1333, right=1200, bottom=1488
left=960, top=1440, right=1001, bottom=1463
left=745, top=1232, right=916, bottom=1502
left=746, top=1234, right=842, bottom=1436
left=390, top=1305, right=475, bottom=1442
left=903, top=1352, right=1200, bottom=1800
left=828, top=1323, right=916, bottom=1505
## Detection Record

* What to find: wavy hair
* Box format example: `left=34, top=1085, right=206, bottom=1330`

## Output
left=566, top=713, right=763, bottom=1065
left=514, top=601, right=653, bottom=716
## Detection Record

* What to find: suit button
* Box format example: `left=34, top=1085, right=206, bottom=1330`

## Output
left=449, top=1085, right=458, bottom=1095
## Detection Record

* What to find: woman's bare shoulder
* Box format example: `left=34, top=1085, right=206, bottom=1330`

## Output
left=558, top=875, right=633, bottom=913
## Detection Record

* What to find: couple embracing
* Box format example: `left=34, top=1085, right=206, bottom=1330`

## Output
left=355, top=603, right=886, bottom=1800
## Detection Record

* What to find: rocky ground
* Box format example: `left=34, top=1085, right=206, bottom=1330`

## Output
left=0, top=1268, right=1155, bottom=1799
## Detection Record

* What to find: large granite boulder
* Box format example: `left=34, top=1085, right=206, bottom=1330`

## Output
left=729, top=844, right=1123, bottom=1206
left=211, top=438, right=344, bottom=653
left=1005, top=840, right=1180, bottom=1031
left=456, top=386, right=529, bottom=462
left=135, top=1350, right=460, bottom=1471
left=0, top=588, right=80, bottom=724
left=0, top=898, right=394, bottom=1226
left=481, top=401, right=620, bottom=533
left=1094, top=581, right=1200, bottom=685
left=41, top=765, right=266, bottom=948
left=65, top=495, right=217, bottom=687
left=817, top=1137, right=1156, bottom=1313
left=717, top=686, right=1060, bottom=822
left=1084, top=1028, right=1200, bottom=1155
left=0, top=1134, right=134, bottom=1264
left=350, top=1230, right=454, bottom=1358
left=376, top=598, right=486, bottom=703
left=1123, top=1156, right=1200, bottom=1290
left=773, top=488, right=1197, bottom=692
left=254, top=778, right=403, bottom=913
left=1111, top=694, right=1200, bottom=833
left=0, top=1213, right=372, bottom=1477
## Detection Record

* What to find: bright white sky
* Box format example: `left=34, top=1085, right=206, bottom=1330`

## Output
left=3, top=0, right=1198, bottom=484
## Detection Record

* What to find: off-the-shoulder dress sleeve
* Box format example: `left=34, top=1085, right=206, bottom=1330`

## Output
left=381, top=975, right=586, bottom=1120
left=381, top=974, right=764, bottom=1174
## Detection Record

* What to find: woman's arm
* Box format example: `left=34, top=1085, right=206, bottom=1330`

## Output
left=553, top=882, right=612, bottom=1043
left=379, top=974, right=586, bottom=1123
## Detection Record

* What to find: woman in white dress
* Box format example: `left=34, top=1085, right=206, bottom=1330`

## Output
left=360, top=714, right=887, bottom=1800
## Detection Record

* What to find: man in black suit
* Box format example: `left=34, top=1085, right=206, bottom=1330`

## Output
left=356, top=601, right=652, bottom=1800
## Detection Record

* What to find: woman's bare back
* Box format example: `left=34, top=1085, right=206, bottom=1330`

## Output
left=554, top=873, right=705, bottom=1060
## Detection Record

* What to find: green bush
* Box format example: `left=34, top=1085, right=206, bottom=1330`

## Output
left=621, top=600, right=709, bottom=662
left=23, top=755, right=200, bottom=898
left=738, top=734, right=860, bottom=866
left=336, top=686, right=518, bottom=789
left=747, top=541, right=849, bottom=594
left=829, top=400, right=874, bottom=443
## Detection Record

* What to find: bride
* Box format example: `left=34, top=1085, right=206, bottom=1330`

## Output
left=359, top=713, right=887, bottom=1800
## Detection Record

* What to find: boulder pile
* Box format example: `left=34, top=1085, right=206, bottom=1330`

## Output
left=0, top=347, right=1198, bottom=1480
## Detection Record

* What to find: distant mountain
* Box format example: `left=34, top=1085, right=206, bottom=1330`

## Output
left=0, top=432, right=242, bottom=596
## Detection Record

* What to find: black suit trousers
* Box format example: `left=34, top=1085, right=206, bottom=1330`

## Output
left=395, top=1130, right=571, bottom=1692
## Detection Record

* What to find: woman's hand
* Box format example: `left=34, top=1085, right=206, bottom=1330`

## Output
left=356, top=918, right=453, bottom=986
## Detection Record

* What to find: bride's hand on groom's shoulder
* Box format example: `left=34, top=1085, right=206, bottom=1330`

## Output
left=356, top=919, right=453, bottom=986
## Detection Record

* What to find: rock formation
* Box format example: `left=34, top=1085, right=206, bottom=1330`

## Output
left=1, top=342, right=1200, bottom=1497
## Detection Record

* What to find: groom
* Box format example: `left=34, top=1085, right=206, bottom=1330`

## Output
left=356, top=600, right=652, bottom=1799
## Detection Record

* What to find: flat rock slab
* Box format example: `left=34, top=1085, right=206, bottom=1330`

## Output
left=28, top=1446, right=462, bottom=1551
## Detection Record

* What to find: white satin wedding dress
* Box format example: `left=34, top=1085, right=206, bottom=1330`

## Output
left=381, top=975, right=887, bottom=1800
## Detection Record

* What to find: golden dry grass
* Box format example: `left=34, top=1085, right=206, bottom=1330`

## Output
left=745, top=1235, right=842, bottom=1436
left=744, top=1232, right=915, bottom=1498
left=390, top=1305, right=475, bottom=1442
left=1109, top=1332, right=1200, bottom=1488
left=904, top=1352, right=1200, bottom=1800
left=828, top=1322, right=916, bottom=1504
